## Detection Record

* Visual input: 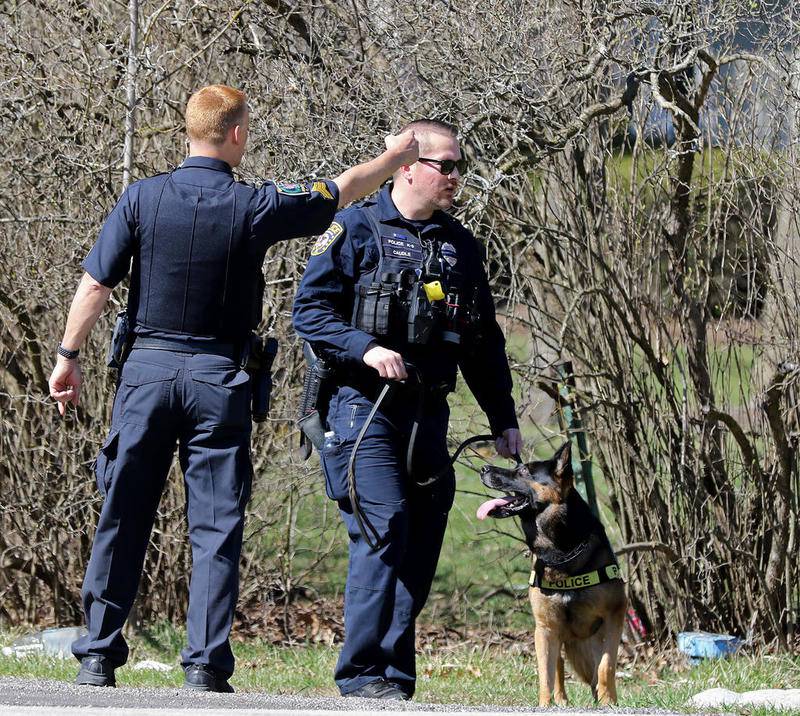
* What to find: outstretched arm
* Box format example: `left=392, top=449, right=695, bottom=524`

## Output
left=332, top=130, right=419, bottom=207
left=253, top=131, right=419, bottom=244
left=48, top=272, right=112, bottom=416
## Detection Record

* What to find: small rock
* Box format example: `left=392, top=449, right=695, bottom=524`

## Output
left=1, top=643, right=44, bottom=658
left=691, top=687, right=800, bottom=709
left=132, top=660, right=174, bottom=672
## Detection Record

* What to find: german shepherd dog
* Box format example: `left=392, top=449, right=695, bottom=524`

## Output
left=477, top=442, right=626, bottom=707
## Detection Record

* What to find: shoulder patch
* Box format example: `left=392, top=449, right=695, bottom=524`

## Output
left=276, top=181, right=310, bottom=196
left=311, top=222, right=344, bottom=256
left=311, top=180, right=334, bottom=201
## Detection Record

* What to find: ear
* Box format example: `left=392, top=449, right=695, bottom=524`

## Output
left=554, top=441, right=573, bottom=487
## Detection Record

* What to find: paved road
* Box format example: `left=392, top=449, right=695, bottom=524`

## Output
left=0, top=711, right=701, bottom=716
left=0, top=677, right=706, bottom=715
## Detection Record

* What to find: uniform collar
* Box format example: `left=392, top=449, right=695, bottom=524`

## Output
left=180, top=156, right=234, bottom=174
left=376, top=184, right=447, bottom=232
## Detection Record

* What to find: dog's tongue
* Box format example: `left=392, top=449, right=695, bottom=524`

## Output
left=476, top=496, right=515, bottom=520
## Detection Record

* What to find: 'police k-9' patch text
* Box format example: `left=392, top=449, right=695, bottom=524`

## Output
left=381, top=235, right=423, bottom=264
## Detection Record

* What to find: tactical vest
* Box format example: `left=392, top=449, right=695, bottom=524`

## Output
left=351, top=203, right=475, bottom=347
left=127, top=172, right=265, bottom=342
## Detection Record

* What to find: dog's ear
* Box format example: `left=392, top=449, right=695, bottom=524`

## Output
left=553, top=441, right=573, bottom=489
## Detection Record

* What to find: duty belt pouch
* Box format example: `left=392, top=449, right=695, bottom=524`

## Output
left=106, top=310, right=132, bottom=370
left=246, top=335, right=279, bottom=423
left=407, top=283, right=436, bottom=344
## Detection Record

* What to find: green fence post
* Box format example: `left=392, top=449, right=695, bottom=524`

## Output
left=554, top=360, right=599, bottom=518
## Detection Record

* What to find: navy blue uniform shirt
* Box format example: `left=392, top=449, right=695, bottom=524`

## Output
left=293, top=184, right=518, bottom=436
left=83, top=156, right=339, bottom=342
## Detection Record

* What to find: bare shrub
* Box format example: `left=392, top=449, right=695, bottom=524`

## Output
left=0, top=0, right=798, bottom=648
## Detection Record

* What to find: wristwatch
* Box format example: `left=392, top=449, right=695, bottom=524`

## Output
left=57, top=344, right=80, bottom=360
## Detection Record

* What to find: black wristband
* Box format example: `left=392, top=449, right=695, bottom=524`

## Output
left=57, top=344, right=80, bottom=360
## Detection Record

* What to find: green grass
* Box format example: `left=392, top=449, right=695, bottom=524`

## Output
left=607, top=146, right=775, bottom=194
left=629, top=337, right=759, bottom=411
left=2, top=626, right=798, bottom=714
left=253, top=457, right=539, bottom=632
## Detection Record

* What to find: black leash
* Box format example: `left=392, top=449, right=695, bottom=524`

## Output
left=406, top=367, right=515, bottom=486
left=347, top=382, right=395, bottom=551
left=413, top=433, right=497, bottom=487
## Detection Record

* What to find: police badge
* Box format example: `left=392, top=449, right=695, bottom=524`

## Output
left=311, top=222, right=344, bottom=256
left=441, top=242, right=458, bottom=266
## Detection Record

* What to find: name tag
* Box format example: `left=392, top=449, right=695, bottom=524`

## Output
left=381, top=234, right=423, bottom=264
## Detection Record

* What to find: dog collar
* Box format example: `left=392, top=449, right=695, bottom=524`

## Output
left=530, top=563, right=623, bottom=591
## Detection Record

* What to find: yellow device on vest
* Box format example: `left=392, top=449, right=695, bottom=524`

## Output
left=423, top=281, right=445, bottom=302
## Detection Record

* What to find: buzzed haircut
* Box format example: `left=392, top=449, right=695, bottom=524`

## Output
left=398, top=118, right=458, bottom=141
left=185, top=85, right=247, bottom=145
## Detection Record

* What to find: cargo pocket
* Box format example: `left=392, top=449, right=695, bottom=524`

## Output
left=319, top=398, right=396, bottom=502
left=321, top=433, right=348, bottom=501
left=94, top=429, right=120, bottom=498
left=191, top=369, right=251, bottom=430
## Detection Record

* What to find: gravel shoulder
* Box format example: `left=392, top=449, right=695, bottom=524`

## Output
left=0, top=676, right=702, bottom=715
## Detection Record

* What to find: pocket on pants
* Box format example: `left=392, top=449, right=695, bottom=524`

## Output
left=94, top=429, right=120, bottom=497
left=191, top=369, right=251, bottom=430
left=321, top=397, right=402, bottom=504
left=118, top=360, right=177, bottom=426
left=321, top=434, right=347, bottom=501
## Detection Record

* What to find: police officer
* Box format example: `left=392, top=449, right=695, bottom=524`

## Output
left=292, top=119, right=523, bottom=700
left=48, top=84, right=419, bottom=692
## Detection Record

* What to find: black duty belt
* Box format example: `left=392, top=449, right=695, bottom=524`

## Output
left=342, top=369, right=452, bottom=405
left=132, top=337, right=237, bottom=360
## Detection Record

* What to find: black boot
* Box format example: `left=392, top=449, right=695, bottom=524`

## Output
left=343, top=678, right=410, bottom=700
left=183, top=664, right=234, bottom=693
left=75, top=656, right=116, bottom=687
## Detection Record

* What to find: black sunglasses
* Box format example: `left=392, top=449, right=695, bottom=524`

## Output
left=417, top=157, right=466, bottom=175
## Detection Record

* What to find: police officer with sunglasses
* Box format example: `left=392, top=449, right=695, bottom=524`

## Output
left=293, top=119, right=522, bottom=700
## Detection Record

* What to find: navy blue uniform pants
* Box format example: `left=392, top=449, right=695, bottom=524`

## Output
left=72, top=348, right=252, bottom=678
left=320, top=385, right=455, bottom=697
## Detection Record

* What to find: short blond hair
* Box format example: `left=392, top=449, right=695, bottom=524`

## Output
left=185, top=85, right=247, bottom=145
